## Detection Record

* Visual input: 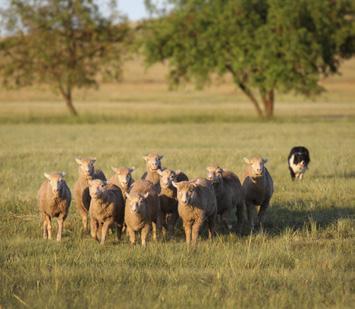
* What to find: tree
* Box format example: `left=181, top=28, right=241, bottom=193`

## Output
left=142, top=0, right=355, bottom=118
left=0, top=0, right=131, bottom=116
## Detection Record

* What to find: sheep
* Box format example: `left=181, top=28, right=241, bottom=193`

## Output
left=109, top=167, right=135, bottom=200
left=88, top=179, right=125, bottom=245
left=73, top=158, right=106, bottom=232
left=38, top=172, right=71, bottom=241
left=157, top=169, right=189, bottom=238
left=242, top=157, right=274, bottom=231
left=125, top=180, right=162, bottom=246
left=206, top=166, right=247, bottom=234
left=141, top=153, right=164, bottom=192
left=173, top=178, right=217, bottom=246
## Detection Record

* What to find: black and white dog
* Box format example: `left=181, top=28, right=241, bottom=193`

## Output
left=288, top=146, right=310, bottom=180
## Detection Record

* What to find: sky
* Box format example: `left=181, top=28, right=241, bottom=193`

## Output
left=0, top=0, right=152, bottom=21
left=114, top=0, right=150, bottom=20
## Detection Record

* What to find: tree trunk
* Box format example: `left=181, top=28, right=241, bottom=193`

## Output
left=261, top=89, right=274, bottom=118
left=59, top=83, right=78, bottom=116
left=65, top=94, right=78, bottom=116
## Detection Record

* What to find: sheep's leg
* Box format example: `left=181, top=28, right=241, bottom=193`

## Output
left=236, top=201, right=247, bottom=235
left=156, top=213, right=162, bottom=240
left=221, top=208, right=233, bottom=232
left=80, top=209, right=88, bottom=233
left=207, top=214, right=216, bottom=240
left=116, top=224, right=123, bottom=241
left=42, top=213, right=48, bottom=239
left=161, top=212, right=168, bottom=239
left=97, top=223, right=103, bottom=241
left=183, top=221, right=192, bottom=245
left=167, top=212, right=178, bottom=239
left=152, top=222, right=157, bottom=241
left=56, top=216, right=64, bottom=242
left=46, top=216, right=52, bottom=240
left=127, top=226, right=136, bottom=245
left=90, top=218, right=98, bottom=241
left=247, top=203, right=257, bottom=233
left=191, top=220, right=202, bottom=246
left=257, top=200, right=270, bottom=231
left=100, top=221, right=111, bottom=245
left=141, top=224, right=151, bottom=247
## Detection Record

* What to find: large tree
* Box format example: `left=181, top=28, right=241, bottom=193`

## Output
left=142, top=0, right=355, bottom=118
left=0, top=0, right=131, bottom=115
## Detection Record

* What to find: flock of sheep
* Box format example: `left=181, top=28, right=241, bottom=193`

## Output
left=38, top=153, right=274, bottom=246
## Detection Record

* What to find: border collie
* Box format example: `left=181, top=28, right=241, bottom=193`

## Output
left=288, top=146, right=310, bottom=180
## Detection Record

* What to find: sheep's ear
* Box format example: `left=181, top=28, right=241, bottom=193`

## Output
left=175, top=169, right=181, bottom=175
left=262, top=158, right=268, bottom=164
left=75, top=158, right=82, bottom=165
left=60, top=171, right=66, bottom=177
left=172, top=181, right=179, bottom=189
left=90, top=158, right=96, bottom=164
left=143, top=192, right=150, bottom=199
left=143, top=155, right=148, bottom=161
left=243, top=157, right=251, bottom=164
left=206, top=167, right=212, bottom=172
left=129, top=167, right=135, bottom=173
left=111, top=167, right=119, bottom=173
left=157, top=169, right=163, bottom=176
left=44, top=173, right=51, bottom=180
left=158, top=155, right=164, bottom=160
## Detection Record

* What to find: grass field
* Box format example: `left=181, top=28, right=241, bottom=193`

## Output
left=0, top=59, right=354, bottom=308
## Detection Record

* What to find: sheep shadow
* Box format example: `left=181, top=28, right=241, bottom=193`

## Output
left=262, top=201, right=354, bottom=236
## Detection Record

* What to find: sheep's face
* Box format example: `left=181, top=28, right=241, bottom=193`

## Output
left=126, top=192, right=149, bottom=214
left=158, top=169, right=176, bottom=188
left=244, top=157, right=268, bottom=178
left=144, top=153, right=163, bottom=171
left=173, top=181, right=197, bottom=206
left=88, top=179, right=105, bottom=199
left=206, top=166, right=223, bottom=183
left=112, top=167, right=134, bottom=190
left=75, top=158, right=96, bottom=176
left=44, top=172, right=66, bottom=195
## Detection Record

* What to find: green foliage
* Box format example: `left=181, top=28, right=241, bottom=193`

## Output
left=0, top=0, right=131, bottom=115
left=141, top=0, right=355, bottom=117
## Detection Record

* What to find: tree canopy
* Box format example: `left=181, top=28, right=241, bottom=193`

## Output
left=0, top=0, right=131, bottom=115
left=142, top=0, right=355, bottom=117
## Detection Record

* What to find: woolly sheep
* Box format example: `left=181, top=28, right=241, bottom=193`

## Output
left=207, top=166, right=247, bottom=234
left=73, top=157, right=106, bottom=232
left=38, top=172, right=71, bottom=241
left=88, top=179, right=125, bottom=244
left=242, top=157, right=274, bottom=231
left=125, top=180, right=162, bottom=246
left=109, top=167, right=135, bottom=201
left=157, top=169, right=188, bottom=238
left=141, top=153, right=164, bottom=192
left=173, top=178, right=217, bottom=246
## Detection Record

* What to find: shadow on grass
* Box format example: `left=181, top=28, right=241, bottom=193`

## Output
left=0, top=113, right=355, bottom=125
left=314, top=171, right=355, bottom=179
left=264, top=202, right=355, bottom=235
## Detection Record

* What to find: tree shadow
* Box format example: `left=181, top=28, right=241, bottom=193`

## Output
left=263, top=201, right=354, bottom=236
